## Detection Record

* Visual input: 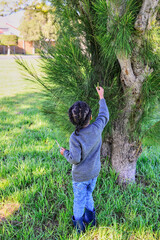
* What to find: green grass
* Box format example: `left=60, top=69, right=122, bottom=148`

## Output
left=0, top=59, right=160, bottom=240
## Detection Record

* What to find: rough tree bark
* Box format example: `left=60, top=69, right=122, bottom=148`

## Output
left=102, top=0, right=159, bottom=184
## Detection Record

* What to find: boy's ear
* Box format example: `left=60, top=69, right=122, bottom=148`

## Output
left=90, top=115, right=92, bottom=120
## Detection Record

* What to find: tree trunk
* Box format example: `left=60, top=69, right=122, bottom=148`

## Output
left=103, top=0, right=159, bottom=184
left=111, top=129, right=137, bottom=183
left=7, top=45, right=10, bottom=55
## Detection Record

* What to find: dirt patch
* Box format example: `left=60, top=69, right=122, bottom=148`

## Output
left=0, top=202, right=20, bottom=222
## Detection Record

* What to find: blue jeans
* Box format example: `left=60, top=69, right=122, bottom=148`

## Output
left=72, top=177, right=97, bottom=220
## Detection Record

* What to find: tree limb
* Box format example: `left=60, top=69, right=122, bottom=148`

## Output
left=105, top=0, right=138, bottom=96
left=135, top=0, right=160, bottom=33
left=105, top=0, right=155, bottom=98
left=117, top=54, right=136, bottom=88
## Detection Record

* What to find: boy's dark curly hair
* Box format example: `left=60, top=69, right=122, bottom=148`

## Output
left=69, top=101, right=92, bottom=136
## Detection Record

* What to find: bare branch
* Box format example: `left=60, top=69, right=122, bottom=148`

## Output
left=117, top=55, right=136, bottom=88
left=135, top=0, right=160, bottom=33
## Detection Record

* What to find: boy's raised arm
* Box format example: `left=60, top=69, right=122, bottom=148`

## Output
left=96, top=86, right=104, bottom=100
left=93, top=86, right=109, bottom=131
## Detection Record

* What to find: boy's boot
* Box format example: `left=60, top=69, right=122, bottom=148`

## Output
left=83, top=208, right=96, bottom=227
left=72, top=216, right=85, bottom=234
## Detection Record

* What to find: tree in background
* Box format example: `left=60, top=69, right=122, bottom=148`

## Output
left=18, top=4, right=58, bottom=42
left=18, top=0, right=160, bottom=184
left=0, top=0, right=49, bottom=16
left=0, top=35, right=18, bottom=54
left=0, top=1, right=58, bottom=53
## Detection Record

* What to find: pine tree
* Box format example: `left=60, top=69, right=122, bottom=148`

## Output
left=17, top=0, right=160, bottom=184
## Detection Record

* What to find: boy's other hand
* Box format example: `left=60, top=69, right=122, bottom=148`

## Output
left=96, top=86, right=104, bottom=99
left=60, top=147, right=66, bottom=155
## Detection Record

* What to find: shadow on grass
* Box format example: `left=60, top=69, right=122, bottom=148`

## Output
left=0, top=91, right=56, bottom=142
left=0, top=91, right=74, bottom=238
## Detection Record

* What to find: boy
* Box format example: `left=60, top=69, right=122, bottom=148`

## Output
left=60, top=86, right=109, bottom=233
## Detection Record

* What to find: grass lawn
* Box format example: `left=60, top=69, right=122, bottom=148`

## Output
left=0, top=59, right=160, bottom=240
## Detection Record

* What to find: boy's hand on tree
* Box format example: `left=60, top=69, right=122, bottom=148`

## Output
left=96, top=86, right=104, bottom=99
left=60, top=147, right=66, bottom=155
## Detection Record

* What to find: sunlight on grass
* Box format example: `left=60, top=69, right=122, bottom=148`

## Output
left=0, top=59, right=41, bottom=97
left=0, top=179, right=10, bottom=190
left=32, top=167, right=47, bottom=177
left=70, top=226, right=158, bottom=240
